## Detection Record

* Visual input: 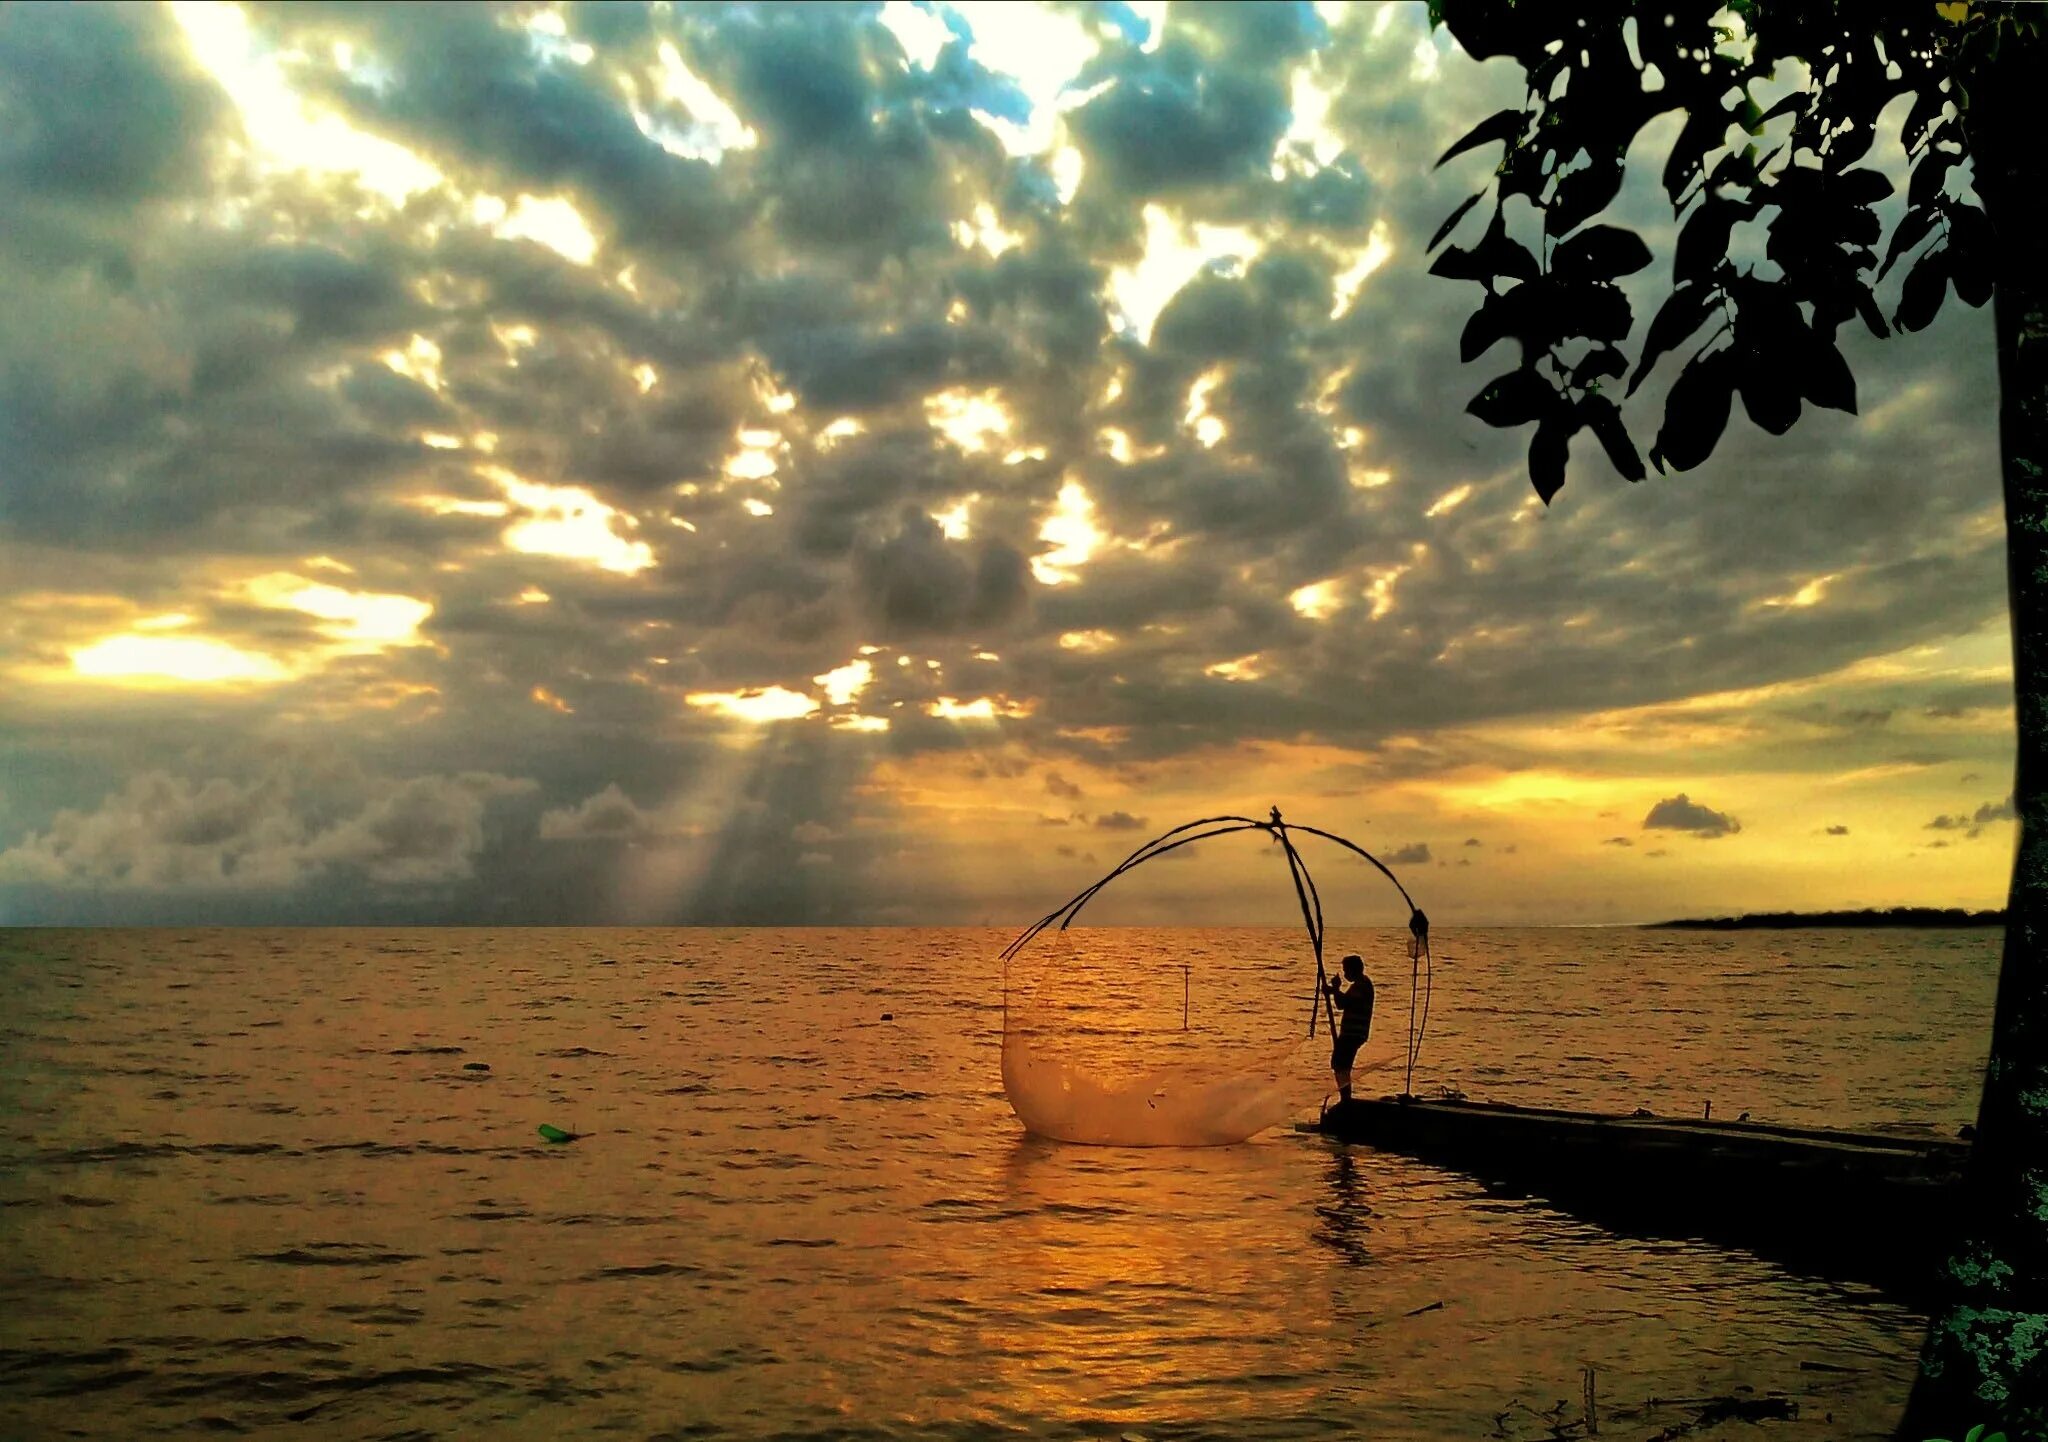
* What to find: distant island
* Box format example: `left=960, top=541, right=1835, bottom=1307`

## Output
left=1646, top=907, right=2005, bottom=930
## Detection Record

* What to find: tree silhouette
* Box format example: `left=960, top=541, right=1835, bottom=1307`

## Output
left=1427, top=1, right=2044, bottom=1436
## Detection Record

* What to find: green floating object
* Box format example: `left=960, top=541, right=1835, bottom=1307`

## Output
left=538, top=1123, right=577, bottom=1144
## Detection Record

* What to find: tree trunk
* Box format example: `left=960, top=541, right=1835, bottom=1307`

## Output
left=1898, top=18, right=2048, bottom=1439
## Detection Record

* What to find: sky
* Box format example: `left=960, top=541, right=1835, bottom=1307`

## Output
left=0, top=1, right=2017, bottom=927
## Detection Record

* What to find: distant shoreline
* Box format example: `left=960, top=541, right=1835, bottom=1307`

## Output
left=1645, top=907, right=2005, bottom=930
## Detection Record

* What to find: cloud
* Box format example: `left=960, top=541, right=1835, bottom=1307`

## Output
left=1827, top=825, right=1850, bottom=835
left=1462, top=837, right=1481, bottom=847
left=1044, top=770, right=1084, bottom=801
left=0, top=769, right=533, bottom=889
left=1642, top=794, right=1741, bottom=839
left=538, top=783, right=688, bottom=841
left=1094, top=810, right=1148, bottom=831
left=1925, top=793, right=2015, bottom=839
left=1384, top=842, right=1431, bottom=865
left=1604, top=836, right=1633, bottom=847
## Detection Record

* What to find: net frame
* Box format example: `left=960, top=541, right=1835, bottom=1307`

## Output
left=999, top=808, right=1436, bottom=1143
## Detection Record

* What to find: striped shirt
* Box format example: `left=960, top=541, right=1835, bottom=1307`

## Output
left=1333, top=979, right=1374, bottom=1039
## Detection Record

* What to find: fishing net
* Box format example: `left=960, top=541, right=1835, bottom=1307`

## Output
left=1000, top=812, right=1431, bottom=1147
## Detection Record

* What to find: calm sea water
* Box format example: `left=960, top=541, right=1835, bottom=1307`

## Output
left=0, top=926, right=1998, bottom=1440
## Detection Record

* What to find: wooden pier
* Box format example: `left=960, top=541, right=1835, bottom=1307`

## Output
left=1303, top=1096, right=1971, bottom=1298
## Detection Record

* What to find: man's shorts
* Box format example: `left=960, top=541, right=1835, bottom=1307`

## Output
left=1331, top=1034, right=1364, bottom=1071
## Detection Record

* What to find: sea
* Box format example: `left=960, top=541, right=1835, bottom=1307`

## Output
left=0, top=926, right=1999, bottom=1440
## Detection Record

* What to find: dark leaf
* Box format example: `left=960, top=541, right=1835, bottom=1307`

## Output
left=1832, top=168, right=1893, bottom=207
left=1546, top=160, right=1626, bottom=237
left=1528, top=415, right=1573, bottom=503
left=1580, top=394, right=1645, bottom=482
left=1902, top=82, right=1947, bottom=153
left=1653, top=350, right=1735, bottom=472
left=1559, top=281, right=1634, bottom=343
left=1460, top=293, right=1515, bottom=363
left=1759, top=92, right=1810, bottom=125
left=1838, top=206, right=1881, bottom=249
left=1470, top=211, right=1541, bottom=283
left=1436, top=108, right=1529, bottom=169
left=1436, top=0, right=1539, bottom=62
left=1895, top=247, right=1950, bottom=332
left=1908, top=149, right=1957, bottom=210
left=1879, top=203, right=1939, bottom=280
left=1429, top=241, right=1488, bottom=284
left=1801, top=339, right=1857, bottom=413
left=1553, top=225, right=1653, bottom=280
left=1677, top=199, right=1749, bottom=283
left=1853, top=287, right=1891, bottom=340
left=1739, top=368, right=1802, bottom=436
left=1467, top=367, right=1556, bottom=429
left=1629, top=284, right=1717, bottom=396
left=1428, top=191, right=1486, bottom=252
left=1948, top=204, right=1994, bottom=307
left=1571, top=347, right=1629, bottom=386
left=1663, top=108, right=1728, bottom=203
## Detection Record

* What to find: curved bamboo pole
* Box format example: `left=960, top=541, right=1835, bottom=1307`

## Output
left=1000, top=810, right=1428, bottom=1069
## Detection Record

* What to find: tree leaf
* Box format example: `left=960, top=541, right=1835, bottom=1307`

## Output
left=1572, top=346, right=1629, bottom=386
left=1801, top=339, right=1857, bottom=413
left=1629, top=284, right=1717, bottom=396
left=1739, top=368, right=1802, bottom=436
left=1558, top=281, right=1635, bottom=343
left=1460, top=291, right=1517, bottom=362
left=1528, top=415, right=1574, bottom=503
left=1653, top=350, right=1735, bottom=472
left=1948, top=203, right=1994, bottom=307
left=1553, top=225, right=1653, bottom=280
left=1880, top=203, right=1939, bottom=280
left=1467, top=367, right=1556, bottom=428
left=1470, top=211, right=1541, bottom=283
left=1832, top=167, right=1893, bottom=207
left=1677, top=199, right=1749, bottom=284
left=1546, top=159, right=1626, bottom=236
left=1436, top=108, right=1529, bottom=169
left=1895, top=247, right=1950, bottom=332
left=1854, top=287, right=1891, bottom=340
left=1902, top=81, right=1947, bottom=154
left=1580, top=393, right=1645, bottom=481
left=1428, top=191, right=1486, bottom=252
left=1909, top=148, right=1958, bottom=211
left=1663, top=108, right=1728, bottom=203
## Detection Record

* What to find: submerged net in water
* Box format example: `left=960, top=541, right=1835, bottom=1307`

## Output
left=1000, top=811, right=1430, bottom=1147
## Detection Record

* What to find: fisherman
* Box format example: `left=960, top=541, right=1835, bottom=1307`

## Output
left=1325, top=954, right=1374, bottom=1103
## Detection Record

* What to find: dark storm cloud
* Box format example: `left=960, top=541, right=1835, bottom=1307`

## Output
left=853, top=508, right=1030, bottom=637
left=1643, top=795, right=1741, bottom=839
left=0, top=2, right=223, bottom=205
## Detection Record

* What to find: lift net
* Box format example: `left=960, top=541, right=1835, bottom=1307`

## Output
left=999, top=815, right=1422, bottom=1147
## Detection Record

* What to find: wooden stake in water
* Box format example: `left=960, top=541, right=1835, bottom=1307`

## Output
left=1182, top=960, right=1190, bottom=1030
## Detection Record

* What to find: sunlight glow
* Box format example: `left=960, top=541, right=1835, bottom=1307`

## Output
left=1059, top=629, right=1116, bottom=652
left=1109, top=205, right=1263, bottom=344
left=169, top=2, right=442, bottom=202
left=1290, top=581, right=1341, bottom=620
left=1331, top=220, right=1395, bottom=317
left=489, top=468, right=655, bottom=574
left=952, top=202, right=1022, bottom=257
left=246, top=574, right=433, bottom=648
left=653, top=41, right=759, bottom=161
left=928, top=695, right=1030, bottom=720
left=383, top=334, right=445, bottom=392
left=1184, top=369, right=1228, bottom=448
left=1760, top=574, right=1840, bottom=609
left=1033, top=480, right=1103, bottom=585
left=815, top=659, right=875, bottom=706
left=71, top=634, right=287, bottom=685
left=935, top=498, right=974, bottom=540
left=1425, top=483, right=1474, bottom=518
left=879, top=1, right=953, bottom=68
left=926, top=389, right=1013, bottom=453
left=493, top=194, right=599, bottom=265
left=742, top=498, right=776, bottom=517
left=1205, top=654, right=1267, bottom=682
left=953, top=1, right=1099, bottom=153
left=687, top=686, right=821, bottom=723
